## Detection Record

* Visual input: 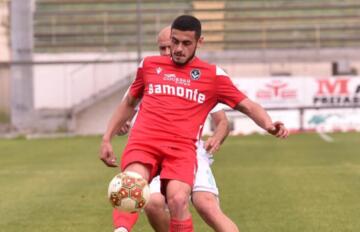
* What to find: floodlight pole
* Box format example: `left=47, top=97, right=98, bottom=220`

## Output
left=10, top=0, right=35, bottom=131
left=136, top=0, right=143, bottom=64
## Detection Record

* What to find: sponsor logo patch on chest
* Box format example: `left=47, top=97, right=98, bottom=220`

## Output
left=163, top=74, right=191, bottom=86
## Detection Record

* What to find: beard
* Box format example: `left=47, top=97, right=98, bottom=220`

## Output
left=171, top=47, right=197, bottom=66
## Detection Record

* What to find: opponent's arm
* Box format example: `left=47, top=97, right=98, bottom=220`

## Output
left=100, top=93, right=140, bottom=167
left=204, top=110, right=229, bottom=154
left=116, top=108, right=137, bottom=136
left=234, top=98, right=288, bottom=138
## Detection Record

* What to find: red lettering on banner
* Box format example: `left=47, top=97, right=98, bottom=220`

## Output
left=281, top=90, right=297, bottom=98
left=266, top=82, right=288, bottom=97
left=256, top=91, right=272, bottom=99
left=317, top=79, right=349, bottom=95
left=256, top=80, right=297, bottom=100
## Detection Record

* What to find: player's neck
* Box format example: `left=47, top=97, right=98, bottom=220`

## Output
left=172, top=56, right=198, bottom=67
left=189, top=56, right=198, bottom=64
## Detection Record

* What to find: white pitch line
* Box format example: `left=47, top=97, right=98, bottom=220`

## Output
left=316, top=130, right=334, bottom=143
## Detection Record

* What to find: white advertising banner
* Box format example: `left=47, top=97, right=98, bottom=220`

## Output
left=201, top=76, right=360, bottom=135
left=305, top=77, right=360, bottom=107
left=232, top=77, right=360, bottom=108
left=304, top=108, right=360, bottom=132
left=232, top=77, right=305, bottom=108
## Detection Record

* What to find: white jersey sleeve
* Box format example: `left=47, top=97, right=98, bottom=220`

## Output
left=210, top=103, right=226, bottom=114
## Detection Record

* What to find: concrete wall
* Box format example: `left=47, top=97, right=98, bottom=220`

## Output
left=28, top=50, right=360, bottom=134
left=32, top=50, right=360, bottom=111
left=33, top=52, right=155, bottom=109
left=221, top=62, right=332, bottom=77
left=73, top=84, right=128, bottom=135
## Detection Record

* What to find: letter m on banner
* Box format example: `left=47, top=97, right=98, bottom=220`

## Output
left=317, top=79, right=349, bottom=95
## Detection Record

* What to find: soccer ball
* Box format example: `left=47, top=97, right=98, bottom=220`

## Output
left=108, top=171, right=150, bottom=212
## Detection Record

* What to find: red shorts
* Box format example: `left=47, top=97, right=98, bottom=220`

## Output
left=120, top=140, right=197, bottom=187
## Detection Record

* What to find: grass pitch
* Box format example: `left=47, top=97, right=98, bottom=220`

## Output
left=0, top=132, right=360, bottom=232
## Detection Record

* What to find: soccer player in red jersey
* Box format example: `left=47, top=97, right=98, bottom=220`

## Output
left=100, top=15, right=288, bottom=232
left=112, top=26, right=239, bottom=232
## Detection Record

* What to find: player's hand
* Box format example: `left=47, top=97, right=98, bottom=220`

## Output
left=204, top=136, right=221, bottom=154
left=116, top=121, right=131, bottom=136
left=99, top=140, right=118, bottom=167
left=267, top=121, right=289, bottom=138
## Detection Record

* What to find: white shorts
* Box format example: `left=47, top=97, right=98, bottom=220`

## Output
left=149, top=141, right=219, bottom=196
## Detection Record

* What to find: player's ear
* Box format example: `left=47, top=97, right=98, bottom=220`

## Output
left=197, top=36, right=204, bottom=48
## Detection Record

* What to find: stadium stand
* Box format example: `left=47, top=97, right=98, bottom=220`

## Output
left=34, top=0, right=360, bottom=52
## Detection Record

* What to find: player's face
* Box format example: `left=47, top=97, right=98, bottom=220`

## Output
left=170, top=29, right=201, bottom=66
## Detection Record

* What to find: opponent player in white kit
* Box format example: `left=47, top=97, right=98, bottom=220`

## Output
left=146, top=106, right=234, bottom=232
left=113, top=27, right=238, bottom=232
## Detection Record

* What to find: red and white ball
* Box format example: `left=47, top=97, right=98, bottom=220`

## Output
left=108, top=171, right=150, bottom=212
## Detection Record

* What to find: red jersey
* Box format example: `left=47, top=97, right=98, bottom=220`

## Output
left=129, top=55, right=246, bottom=146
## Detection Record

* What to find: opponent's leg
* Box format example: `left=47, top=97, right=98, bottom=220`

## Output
left=191, top=141, right=239, bottom=231
left=144, top=192, right=170, bottom=232
left=192, top=192, right=239, bottom=232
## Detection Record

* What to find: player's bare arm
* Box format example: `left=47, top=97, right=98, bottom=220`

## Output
left=235, top=98, right=289, bottom=138
left=100, top=93, right=140, bottom=167
left=204, top=110, right=230, bottom=154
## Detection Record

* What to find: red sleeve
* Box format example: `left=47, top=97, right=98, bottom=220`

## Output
left=215, top=66, right=247, bottom=108
left=129, top=59, right=145, bottom=99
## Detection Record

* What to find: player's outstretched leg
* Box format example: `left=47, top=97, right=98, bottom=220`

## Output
left=112, top=162, right=151, bottom=232
left=192, top=192, right=239, bottom=232
left=166, top=180, right=194, bottom=232
left=114, top=228, right=129, bottom=232
left=113, top=209, right=139, bottom=232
